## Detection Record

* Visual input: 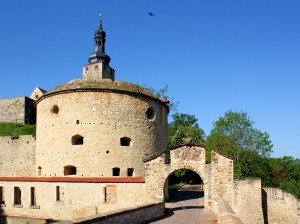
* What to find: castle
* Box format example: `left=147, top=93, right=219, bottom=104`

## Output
left=0, top=16, right=299, bottom=224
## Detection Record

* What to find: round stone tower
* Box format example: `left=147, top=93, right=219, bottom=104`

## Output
left=35, top=16, right=169, bottom=178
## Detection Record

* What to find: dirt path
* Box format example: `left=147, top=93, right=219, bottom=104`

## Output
left=145, top=185, right=217, bottom=224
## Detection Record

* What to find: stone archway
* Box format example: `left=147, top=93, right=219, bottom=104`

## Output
left=163, top=168, right=204, bottom=201
left=144, top=144, right=206, bottom=202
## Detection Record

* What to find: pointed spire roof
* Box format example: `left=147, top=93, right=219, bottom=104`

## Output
left=88, top=12, right=111, bottom=65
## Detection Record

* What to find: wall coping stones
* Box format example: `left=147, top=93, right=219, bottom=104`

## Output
left=170, top=143, right=206, bottom=150
left=0, top=176, right=145, bottom=183
left=217, top=199, right=243, bottom=224
left=212, top=150, right=234, bottom=160
left=55, top=202, right=165, bottom=224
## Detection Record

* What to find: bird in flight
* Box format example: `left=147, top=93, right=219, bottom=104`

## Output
left=148, top=11, right=155, bottom=16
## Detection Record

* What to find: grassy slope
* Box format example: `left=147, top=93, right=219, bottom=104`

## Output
left=0, top=122, right=36, bottom=137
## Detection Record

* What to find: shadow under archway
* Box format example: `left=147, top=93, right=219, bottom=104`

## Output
left=145, top=170, right=215, bottom=224
left=164, top=169, right=204, bottom=203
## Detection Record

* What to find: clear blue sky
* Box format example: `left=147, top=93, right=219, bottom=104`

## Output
left=0, top=1, right=299, bottom=158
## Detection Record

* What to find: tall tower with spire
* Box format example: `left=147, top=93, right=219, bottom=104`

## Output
left=82, top=13, right=115, bottom=81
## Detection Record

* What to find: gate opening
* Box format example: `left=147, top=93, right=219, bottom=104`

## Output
left=164, top=169, right=203, bottom=203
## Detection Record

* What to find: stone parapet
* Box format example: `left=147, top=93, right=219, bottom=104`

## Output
left=0, top=135, right=36, bottom=177
left=263, top=187, right=300, bottom=224
left=0, top=96, right=36, bottom=124
left=55, top=202, right=164, bottom=224
left=217, top=199, right=243, bottom=224
left=233, top=179, right=264, bottom=224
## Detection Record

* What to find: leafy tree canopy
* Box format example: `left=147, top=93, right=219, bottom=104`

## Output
left=145, top=84, right=178, bottom=113
left=206, top=110, right=273, bottom=178
left=168, top=113, right=205, bottom=147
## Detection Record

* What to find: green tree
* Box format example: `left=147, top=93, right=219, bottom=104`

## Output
left=206, top=110, right=273, bottom=178
left=268, top=156, right=300, bottom=198
left=145, top=84, right=178, bottom=113
left=168, top=113, right=205, bottom=147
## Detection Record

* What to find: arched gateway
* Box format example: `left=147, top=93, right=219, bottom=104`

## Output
left=144, top=143, right=235, bottom=212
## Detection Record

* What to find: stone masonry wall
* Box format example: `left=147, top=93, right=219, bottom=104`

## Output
left=263, top=187, right=300, bottom=224
left=1, top=216, right=48, bottom=224
left=144, top=153, right=167, bottom=201
left=233, top=179, right=264, bottom=224
left=0, top=181, right=147, bottom=221
left=0, top=135, right=36, bottom=177
left=144, top=145, right=207, bottom=202
left=169, top=145, right=206, bottom=178
left=0, top=97, right=35, bottom=124
left=210, top=151, right=234, bottom=212
left=36, top=91, right=168, bottom=177
left=55, top=202, right=164, bottom=224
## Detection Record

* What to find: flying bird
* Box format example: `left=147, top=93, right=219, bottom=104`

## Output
left=148, top=11, right=155, bottom=16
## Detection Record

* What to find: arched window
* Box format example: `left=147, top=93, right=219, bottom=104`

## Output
left=38, top=166, right=42, bottom=176
left=72, top=135, right=84, bottom=145
left=51, top=105, right=59, bottom=114
left=120, top=137, right=131, bottom=146
left=112, top=167, right=120, bottom=176
left=64, top=165, right=77, bottom=176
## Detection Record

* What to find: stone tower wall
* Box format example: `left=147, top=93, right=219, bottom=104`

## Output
left=0, top=97, right=36, bottom=124
left=35, top=91, right=168, bottom=177
left=83, top=62, right=115, bottom=81
left=0, top=135, right=36, bottom=177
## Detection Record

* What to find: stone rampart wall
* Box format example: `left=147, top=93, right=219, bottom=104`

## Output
left=0, top=135, right=36, bottom=177
left=55, top=202, right=164, bottom=224
left=210, top=151, right=234, bottom=212
left=0, top=216, right=49, bottom=224
left=0, top=97, right=35, bottom=124
left=263, top=187, right=300, bottom=224
left=0, top=180, right=148, bottom=221
left=216, top=198, right=242, bottom=224
left=144, top=153, right=167, bottom=200
left=233, top=179, right=264, bottom=224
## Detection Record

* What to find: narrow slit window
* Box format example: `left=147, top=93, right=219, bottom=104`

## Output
left=30, top=187, right=37, bottom=206
left=14, top=187, right=21, bottom=205
left=0, top=187, right=5, bottom=204
left=56, top=186, right=64, bottom=202
left=112, top=167, right=120, bottom=176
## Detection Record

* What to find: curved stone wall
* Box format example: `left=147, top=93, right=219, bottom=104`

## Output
left=36, top=90, right=168, bottom=177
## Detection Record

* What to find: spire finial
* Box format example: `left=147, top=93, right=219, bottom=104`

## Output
left=99, top=10, right=103, bottom=29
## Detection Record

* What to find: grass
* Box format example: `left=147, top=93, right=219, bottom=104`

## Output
left=0, top=122, right=36, bottom=137
left=168, top=183, right=184, bottom=191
